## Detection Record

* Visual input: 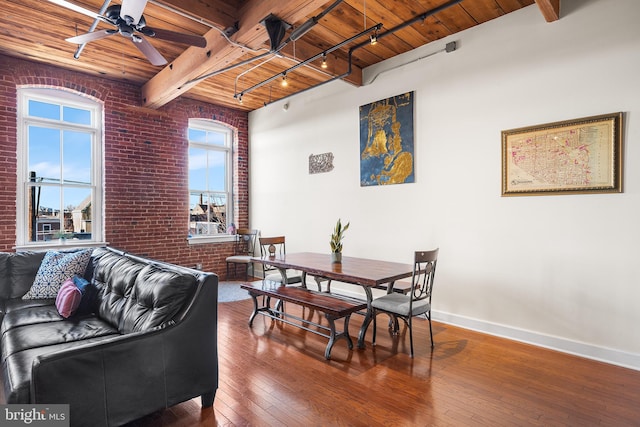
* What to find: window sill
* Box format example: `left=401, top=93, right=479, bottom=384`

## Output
left=14, top=241, right=108, bottom=252
left=188, top=235, right=236, bottom=245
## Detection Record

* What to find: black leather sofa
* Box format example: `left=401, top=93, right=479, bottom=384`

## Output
left=0, top=246, right=218, bottom=426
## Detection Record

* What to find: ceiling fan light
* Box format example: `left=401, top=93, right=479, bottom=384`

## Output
left=119, top=0, right=147, bottom=25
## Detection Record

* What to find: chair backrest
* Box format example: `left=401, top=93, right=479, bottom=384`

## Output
left=234, top=228, right=258, bottom=256
left=259, top=236, right=286, bottom=259
left=259, top=236, right=286, bottom=276
left=410, top=248, right=439, bottom=305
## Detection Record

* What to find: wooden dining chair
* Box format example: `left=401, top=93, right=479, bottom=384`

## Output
left=372, top=248, right=439, bottom=357
left=258, top=236, right=302, bottom=285
left=225, top=228, right=258, bottom=280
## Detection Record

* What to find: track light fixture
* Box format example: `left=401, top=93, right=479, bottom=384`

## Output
left=281, top=73, right=288, bottom=87
left=370, top=29, right=378, bottom=45
left=321, top=52, right=328, bottom=69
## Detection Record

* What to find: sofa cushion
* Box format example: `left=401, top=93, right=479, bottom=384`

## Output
left=0, top=252, right=47, bottom=300
left=23, top=249, right=93, bottom=300
left=1, top=298, right=55, bottom=333
left=1, top=303, right=60, bottom=336
left=1, top=315, right=119, bottom=363
left=55, top=279, right=82, bottom=318
left=118, top=264, right=197, bottom=334
left=90, top=248, right=197, bottom=334
left=93, top=254, right=145, bottom=329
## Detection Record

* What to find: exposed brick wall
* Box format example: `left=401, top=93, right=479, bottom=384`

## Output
left=0, top=54, right=249, bottom=278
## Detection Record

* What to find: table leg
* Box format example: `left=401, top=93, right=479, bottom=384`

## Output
left=278, top=267, right=288, bottom=284
left=357, top=286, right=373, bottom=348
left=274, top=267, right=288, bottom=314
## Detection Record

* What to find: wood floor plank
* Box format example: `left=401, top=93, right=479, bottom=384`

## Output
left=126, top=297, right=640, bottom=426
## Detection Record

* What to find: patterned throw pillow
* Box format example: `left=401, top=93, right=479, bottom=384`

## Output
left=55, top=278, right=82, bottom=318
left=22, top=249, right=93, bottom=300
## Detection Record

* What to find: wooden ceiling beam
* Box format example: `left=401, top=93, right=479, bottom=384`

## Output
left=142, top=0, right=339, bottom=108
left=534, top=0, right=560, bottom=22
left=151, top=0, right=239, bottom=31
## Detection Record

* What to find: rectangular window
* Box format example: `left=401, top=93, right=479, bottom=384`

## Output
left=188, top=119, right=233, bottom=241
left=17, top=88, right=103, bottom=247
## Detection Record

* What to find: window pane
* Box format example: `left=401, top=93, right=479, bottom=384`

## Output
left=207, top=150, right=226, bottom=191
left=63, top=130, right=92, bottom=184
left=189, top=128, right=206, bottom=143
left=63, top=106, right=92, bottom=125
left=28, top=100, right=60, bottom=120
left=189, top=127, right=226, bottom=146
left=64, top=188, right=92, bottom=240
left=28, top=126, right=61, bottom=183
left=211, top=193, right=227, bottom=232
left=206, top=130, right=225, bottom=146
left=188, top=147, right=207, bottom=191
left=29, top=185, right=61, bottom=242
left=189, top=192, right=224, bottom=236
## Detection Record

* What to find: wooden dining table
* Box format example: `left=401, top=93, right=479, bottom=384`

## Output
left=251, top=252, right=414, bottom=348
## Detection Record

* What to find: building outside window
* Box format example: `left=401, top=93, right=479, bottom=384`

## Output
left=16, top=88, right=103, bottom=247
left=188, top=119, right=233, bottom=241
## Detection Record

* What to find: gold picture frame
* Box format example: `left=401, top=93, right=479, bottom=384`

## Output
left=501, top=112, right=623, bottom=196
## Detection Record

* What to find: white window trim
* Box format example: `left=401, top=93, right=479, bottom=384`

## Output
left=187, top=119, right=234, bottom=245
left=15, top=87, right=105, bottom=250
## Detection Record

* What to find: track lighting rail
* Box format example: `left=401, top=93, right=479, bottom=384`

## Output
left=242, top=0, right=463, bottom=106
left=235, top=23, right=382, bottom=100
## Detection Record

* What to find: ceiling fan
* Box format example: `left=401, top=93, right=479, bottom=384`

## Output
left=49, top=0, right=207, bottom=66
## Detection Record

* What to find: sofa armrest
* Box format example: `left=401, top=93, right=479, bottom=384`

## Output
left=31, top=274, right=218, bottom=427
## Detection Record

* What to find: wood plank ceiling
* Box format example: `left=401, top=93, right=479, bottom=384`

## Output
left=0, top=0, right=559, bottom=111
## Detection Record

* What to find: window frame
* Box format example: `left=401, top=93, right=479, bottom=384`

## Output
left=15, top=87, right=105, bottom=250
left=187, top=119, right=235, bottom=245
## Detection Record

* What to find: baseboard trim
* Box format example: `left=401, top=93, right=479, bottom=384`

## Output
left=432, top=310, right=640, bottom=371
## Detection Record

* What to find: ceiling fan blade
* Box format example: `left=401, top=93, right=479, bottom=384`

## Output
left=131, top=37, right=167, bottom=66
left=47, top=0, right=101, bottom=20
left=66, top=29, right=116, bottom=44
left=120, top=0, right=148, bottom=25
left=147, top=28, right=207, bottom=48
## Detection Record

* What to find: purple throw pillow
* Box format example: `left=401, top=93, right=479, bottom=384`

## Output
left=55, top=278, right=82, bottom=318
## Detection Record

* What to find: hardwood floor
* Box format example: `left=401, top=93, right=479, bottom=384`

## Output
left=129, top=298, right=640, bottom=426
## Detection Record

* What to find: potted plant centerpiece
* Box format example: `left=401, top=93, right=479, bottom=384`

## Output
left=330, top=218, right=350, bottom=263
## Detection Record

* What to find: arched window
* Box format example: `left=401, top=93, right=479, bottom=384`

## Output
left=16, top=87, right=103, bottom=248
left=188, top=119, right=234, bottom=242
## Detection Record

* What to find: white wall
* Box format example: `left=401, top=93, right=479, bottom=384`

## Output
left=248, top=0, right=640, bottom=370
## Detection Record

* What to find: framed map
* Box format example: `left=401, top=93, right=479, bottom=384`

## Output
left=502, top=112, right=623, bottom=196
left=359, top=92, right=414, bottom=186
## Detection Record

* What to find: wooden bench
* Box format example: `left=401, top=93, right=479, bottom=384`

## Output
left=241, top=281, right=367, bottom=359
